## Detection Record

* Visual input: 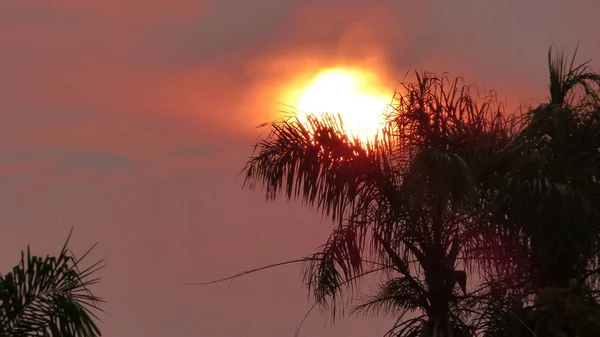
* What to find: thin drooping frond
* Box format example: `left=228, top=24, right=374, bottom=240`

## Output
left=352, top=276, right=427, bottom=318
left=384, top=315, right=428, bottom=337
left=0, top=231, right=104, bottom=337
left=302, top=223, right=368, bottom=315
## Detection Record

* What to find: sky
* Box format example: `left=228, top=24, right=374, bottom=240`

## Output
left=1, top=0, right=600, bottom=336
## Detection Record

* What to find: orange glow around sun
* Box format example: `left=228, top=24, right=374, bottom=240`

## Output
left=293, top=67, right=392, bottom=144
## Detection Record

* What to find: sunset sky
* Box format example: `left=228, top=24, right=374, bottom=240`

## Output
left=1, top=1, right=600, bottom=336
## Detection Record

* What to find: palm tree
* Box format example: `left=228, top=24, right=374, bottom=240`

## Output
left=474, top=47, right=600, bottom=336
left=0, top=230, right=104, bottom=337
left=244, top=72, right=512, bottom=336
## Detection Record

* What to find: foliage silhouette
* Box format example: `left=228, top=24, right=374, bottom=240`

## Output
left=0, top=229, right=104, bottom=337
left=242, top=70, right=516, bottom=337
left=471, top=46, right=600, bottom=336
left=196, top=46, right=600, bottom=337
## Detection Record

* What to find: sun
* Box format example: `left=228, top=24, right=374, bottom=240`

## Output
left=295, top=68, right=392, bottom=143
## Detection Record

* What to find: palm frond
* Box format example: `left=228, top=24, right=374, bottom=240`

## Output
left=383, top=314, right=428, bottom=337
left=0, top=232, right=104, bottom=337
left=244, top=113, right=394, bottom=223
left=548, top=45, right=600, bottom=107
left=351, top=276, right=427, bottom=318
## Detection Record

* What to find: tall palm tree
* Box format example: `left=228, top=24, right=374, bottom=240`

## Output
left=483, top=47, right=600, bottom=290
left=244, top=72, right=512, bottom=336
left=474, top=47, right=600, bottom=336
left=0, top=231, right=104, bottom=337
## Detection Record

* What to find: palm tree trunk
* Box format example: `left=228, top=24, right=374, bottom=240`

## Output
left=423, top=249, right=456, bottom=337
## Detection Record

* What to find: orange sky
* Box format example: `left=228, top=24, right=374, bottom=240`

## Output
left=1, top=1, right=600, bottom=336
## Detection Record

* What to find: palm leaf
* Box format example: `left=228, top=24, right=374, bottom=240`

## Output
left=244, top=113, right=395, bottom=222
left=548, top=45, right=600, bottom=107
left=352, top=276, right=427, bottom=318
left=0, top=230, right=104, bottom=337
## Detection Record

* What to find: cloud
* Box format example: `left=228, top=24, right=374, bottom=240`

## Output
left=0, top=4, right=84, bottom=26
left=52, top=148, right=137, bottom=173
left=152, top=0, right=303, bottom=65
left=226, top=0, right=600, bottom=120
left=166, top=145, right=215, bottom=159
left=0, top=148, right=137, bottom=173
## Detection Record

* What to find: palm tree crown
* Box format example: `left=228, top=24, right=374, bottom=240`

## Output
left=244, top=72, right=513, bottom=336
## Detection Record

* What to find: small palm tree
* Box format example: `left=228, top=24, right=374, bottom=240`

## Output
left=0, top=230, right=104, bottom=337
left=244, top=72, right=512, bottom=336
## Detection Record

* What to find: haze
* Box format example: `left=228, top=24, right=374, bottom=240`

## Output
left=1, top=1, right=599, bottom=336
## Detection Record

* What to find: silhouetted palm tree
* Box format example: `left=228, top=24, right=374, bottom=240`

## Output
left=0, top=231, right=104, bottom=337
left=244, top=72, right=512, bottom=337
left=474, top=47, right=600, bottom=336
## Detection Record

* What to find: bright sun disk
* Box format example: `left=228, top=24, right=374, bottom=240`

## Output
left=296, top=68, right=391, bottom=143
